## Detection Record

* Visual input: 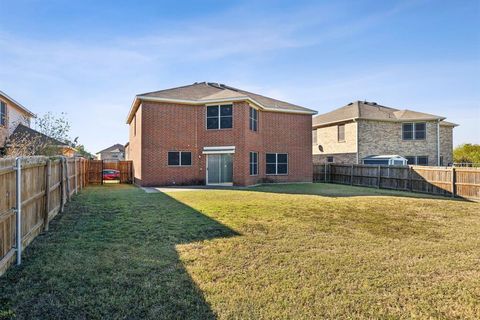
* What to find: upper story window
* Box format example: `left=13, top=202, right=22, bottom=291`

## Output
left=402, top=122, right=426, bottom=140
left=0, top=101, right=6, bottom=126
left=312, top=129, right=317, bottom=145
left=207, top=104, right=233, bottom=130
left=266, top=153, right=288, bottom=175
left=337, top=124, right=345, bottom=142
left=168, top=151, right=192, bottom=166
left=249, top=107, right=258, bottom=132
left=133, top=115, right=137, bottom=136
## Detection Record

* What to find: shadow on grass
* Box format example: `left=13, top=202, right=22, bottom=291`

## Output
left=0, top=185, right=238, bottom=320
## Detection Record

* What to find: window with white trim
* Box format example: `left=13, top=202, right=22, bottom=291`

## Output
left=249, top=152, right=258, bottom=175
left=403, top=122, right=426, bottom=140
left=249, top=107, right=258, bottom=132
left=0, top=101, right=6, bottom=126
left=266, top=153, right=288, bottom=175
left=207, top=104, right=233, bottom=129
left=168, top=151, right=192, bottom=166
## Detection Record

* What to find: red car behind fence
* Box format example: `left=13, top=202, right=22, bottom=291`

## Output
left=103, top=169, right=120, bottom=181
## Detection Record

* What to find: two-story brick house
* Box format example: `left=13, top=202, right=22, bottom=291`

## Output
left=126, top=82, right=317, bottom=186
left=312, top=101, right=457, bottom=166
left=0, top=90, right=36, bottom=152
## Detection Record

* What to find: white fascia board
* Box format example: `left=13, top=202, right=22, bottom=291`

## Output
left=127, top=95, right=317, bottom=123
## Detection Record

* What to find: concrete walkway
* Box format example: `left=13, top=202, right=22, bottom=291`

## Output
left=142, top=185, right=249, bottom=193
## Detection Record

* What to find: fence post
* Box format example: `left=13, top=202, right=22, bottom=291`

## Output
left=377, top=166, right=381, bottom=189
left=451, top=167, right=456, bottom=198
left=44, top=158, right=51, bottom=231
left=15, top=157, right=22, bottom=266
left=60, top=158, right=65, bottom=212
left=408, top=166, right=413, bottom=191
left=65, top=158, right=71, bottom=201
left=74, top=157, right=78, bottom=195
left=350, top=164, right=354, bottom=185
left=324, top=163, right=327, bottom=182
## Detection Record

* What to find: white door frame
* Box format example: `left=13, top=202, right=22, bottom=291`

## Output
left=206, top=154, right=233, bottom=186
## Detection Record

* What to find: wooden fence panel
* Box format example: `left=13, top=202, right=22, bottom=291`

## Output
left=0, top=156, right=88, bottom=276
left=315, top=164, right=480, bottom=200
left=456, top=168, right=480, bottom=199
left=90, top=160, right=133, bottom=184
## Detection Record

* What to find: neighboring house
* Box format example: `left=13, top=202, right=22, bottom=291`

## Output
left=126, top=82, right=317, bottom=186
left=312, top=101, right=457, bottom=166
left=96, top=144, right=125, bottom=160
left=9, top=124, right=77, bottom=157
left=0, top=90, right=36, bottom=152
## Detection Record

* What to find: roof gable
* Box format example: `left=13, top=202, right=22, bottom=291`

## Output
left=97, top=143, right=125, bottom=154
left=127, top=82, right=317, bottom=123
left=0, top=90, right=36, bottom=118
left=313, top=101, right=450, bottom=127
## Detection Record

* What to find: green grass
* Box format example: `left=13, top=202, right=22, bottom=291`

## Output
left=1, top=184, right=479, bottom=319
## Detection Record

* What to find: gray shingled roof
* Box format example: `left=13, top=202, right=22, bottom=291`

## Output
left=10, top=124, right=68, bottom=146
left=313, top=101, right=457, bottom=127
left=96, top=143, right=125, bottom=154
left=127, top=82, right=316, bottom=123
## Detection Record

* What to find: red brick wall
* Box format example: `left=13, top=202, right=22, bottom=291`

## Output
left=130, top=101, right=312, bottom=186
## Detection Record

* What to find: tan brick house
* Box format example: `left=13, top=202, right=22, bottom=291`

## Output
left=126, top=82, right=317, bottom=186
left=312, top=101, right=457, bottom=166
left=0, top=90, right=36, bottom=152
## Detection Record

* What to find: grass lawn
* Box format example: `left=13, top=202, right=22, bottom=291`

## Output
left=1, top=184, right=479, bottom=319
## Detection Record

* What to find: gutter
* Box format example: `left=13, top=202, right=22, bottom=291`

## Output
left=126, top=95, right=318, bottom=123
left=437, top=119, right=441, bottom=165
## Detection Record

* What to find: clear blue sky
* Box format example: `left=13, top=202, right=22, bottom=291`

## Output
left=1, top=0, right=479, bottom=153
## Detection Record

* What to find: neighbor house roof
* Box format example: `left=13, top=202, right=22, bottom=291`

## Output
left=126, top=82, right=317, bottom=123
left=10, top=124, right=70, bottom=147
left=312, top=101, right=458, bottom=128
left=0, top=90, right=36, bottom=118
left=96, top=143, right=125, bottom=154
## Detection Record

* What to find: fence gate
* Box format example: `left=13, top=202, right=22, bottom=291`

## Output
left=88, top=160, right=133, bottom=184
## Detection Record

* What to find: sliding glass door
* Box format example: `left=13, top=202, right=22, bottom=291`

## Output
left=207, top=154, right=233, bottom=185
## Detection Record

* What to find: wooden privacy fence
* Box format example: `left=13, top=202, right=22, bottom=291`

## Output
left=88, top=160, right=133, bottom=184
left=314, top=163, right=480, bottom=200
left=0, top=156, right=88, bottom=276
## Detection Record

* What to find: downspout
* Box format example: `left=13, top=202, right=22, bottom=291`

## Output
left=437, top=119, right=440, bottom=165
left=354, top=119, right=359, bottom=164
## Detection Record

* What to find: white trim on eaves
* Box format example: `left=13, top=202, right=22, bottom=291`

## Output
left=126, top=95, right=317, bottom=123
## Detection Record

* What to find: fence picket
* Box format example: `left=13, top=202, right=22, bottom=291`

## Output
left=314, top=163, right=480, bottom=200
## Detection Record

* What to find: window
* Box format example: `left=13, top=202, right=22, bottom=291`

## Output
left=312, top=129, right=317, bottom=145
left=327, top=156, right=334, bottom=163
left=207, top=104, right=233, bottom=129
left=403, top=122, right=426, bottom=140
left=338, top=124, right=345, bottom=142
left=0, top=101, right=6, bottom=126
left=249, top=152, right=258, bottom=175
left=416, top=156, right=428, bottom=166
left=168, top=151, right=192, bottom=166
left=133, top=115, right=136, bottom=136
left=266, top=153, right=288, bottom=175
left=249, top=107, right=258, bottom=132
left=406, top=156, right=416, bottom=165
left=405, top=156, right=428, bottom=166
